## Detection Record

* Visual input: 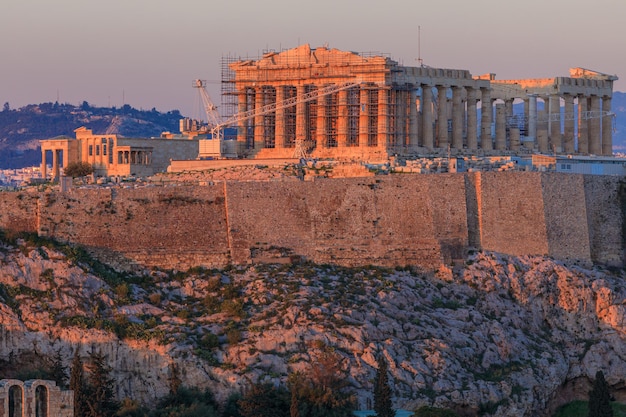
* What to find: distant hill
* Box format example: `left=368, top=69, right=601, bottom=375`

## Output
left=0, top=102, right=183, bottom=169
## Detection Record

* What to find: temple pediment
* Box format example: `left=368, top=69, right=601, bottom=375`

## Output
left=570, top=67, right=618, bottom=81
left=231, top=43, right=388, bottom=70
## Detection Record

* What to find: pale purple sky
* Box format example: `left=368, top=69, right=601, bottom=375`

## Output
left=1, top=0, right=624, bottom=118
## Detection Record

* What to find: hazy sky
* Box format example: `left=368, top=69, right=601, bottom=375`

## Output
left=1, top=0, right=624, bottom=118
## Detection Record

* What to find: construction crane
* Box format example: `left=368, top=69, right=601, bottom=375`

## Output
left=193, top=79, right=222, bottom=130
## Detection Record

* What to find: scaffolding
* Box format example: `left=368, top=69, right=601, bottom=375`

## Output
left=218, top=46, right=397, bottom=157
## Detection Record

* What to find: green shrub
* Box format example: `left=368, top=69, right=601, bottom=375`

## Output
left=199, top=332, right=220, bottom=350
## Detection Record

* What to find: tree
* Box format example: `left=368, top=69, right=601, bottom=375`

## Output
left=3, top=102, right=9, bottom=112
left=153, top=386, right=218, bottom=417
left=588, top=370, right=613, bottom=417
left=69, top=350, right=89, bottom=417
left=86, top=350, right=119, bottom=417
left=49, top=349, right=68, bottom=389
left=238, top=382, right=290, bottom=417
left=373, top=355, right=394, bottom=417
left=222, top=392, right=243, bottom=417
left=64, top=161, right=94, bottom=178
left=288, top=349, right=355, bottom=417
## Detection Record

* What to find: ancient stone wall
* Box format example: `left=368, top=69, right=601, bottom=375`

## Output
left=0, top=191, right=38, bottom=235
left=38, top=185, right=231, bottom=269
left=225, top=175, right=466, bottom=268
left=583, top=175, right=623, bottom=266
left=0, top=173, right=622, bottom=270
left=541, top=174, right=592, bottom=264
left=475, top=172, right=550, bottom=257
left=0, top=379, right=73, bottom=417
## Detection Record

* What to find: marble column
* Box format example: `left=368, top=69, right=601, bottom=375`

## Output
left=466, top=87, right=478, bottom=150
left=577, top=95, right=588, bottom=154
left=359, top=87, right=369, bottom=148
left=563, top=94, right=575, bottom=154
left=237, top=88, right=248, bottom=146
left=52, top=149, right=60, bottom=180
left=549, top=95, right=562, bottom=153
left=510, top=128, right=521, bottom=151
left=316, top=93, right=327, bottom=148
left=275, top=85, right=285, bottom=148
left=421, top=85, right=434, bottom=149
left=296, top=85, right=307, bottom=153
left=452, top=86, right=463, bottom=149
left=589, top=95, right=601, bottom=154
left=527, top=95, right=537, bottom=148
left=41, top=148, right=47, bottom=179
left=602, top=96, right=613, bottom=155
left=409, top=88, right=419, bottom=149
left=437, top=85, right=448, bottom=148
left=337, top=88, right=349, bottom=148
left=480, top=88, right=492, bottom=150
left=495, top=103, right=506, bottom=150
left=377, top=87, right=389, bottom=149
left=254, top=87, right=265, bottom=149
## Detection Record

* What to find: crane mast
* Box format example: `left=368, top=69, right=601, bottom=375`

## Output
left=193, top=79, right=222, bottom=130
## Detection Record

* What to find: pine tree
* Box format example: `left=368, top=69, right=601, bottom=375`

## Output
left=69, top=350, right=88, bottom=417
left=238, top=382, right=290, bottom=417
left=86, top=350, right=119, bottom=417
left=49, top=349, right=68, bottom=389
left=373, top=355, right=394, bottom=417
left=588, top=370, right=613, bottom=417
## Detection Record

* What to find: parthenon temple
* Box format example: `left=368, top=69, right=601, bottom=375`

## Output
left=225, top=44, right=617, bottom=160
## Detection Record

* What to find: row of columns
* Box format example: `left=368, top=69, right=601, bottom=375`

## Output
left=525, top=93, right=612, bottom=155
left=236, top=84, right=613, bottom=155
left=239, top=85, right=392, bottom=151
left=40, top=149, right=62, bottom=179
left=40, top=148, right=152, bottom=180
left=117, top=150, right=152, bottom=165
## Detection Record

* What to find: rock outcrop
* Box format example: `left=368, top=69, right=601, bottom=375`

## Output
left=1, top=237, right=625, bottom=416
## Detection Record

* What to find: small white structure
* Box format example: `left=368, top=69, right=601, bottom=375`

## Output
left=555, top=155, right=626, bottom=175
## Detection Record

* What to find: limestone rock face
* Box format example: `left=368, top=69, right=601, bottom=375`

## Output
left=1, top=239, right=626, bottom=416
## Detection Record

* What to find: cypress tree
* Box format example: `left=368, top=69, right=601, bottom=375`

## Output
left=49, top=349, right=68, bottom=389
left=373, top=355, right=394, bottom=417
left=69, top=350, right=88, bottom=417
left=588, top=370, right=613, bottom=417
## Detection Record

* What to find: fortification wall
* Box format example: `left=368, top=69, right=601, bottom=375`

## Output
left=476, top=172, right=550, bottom=257
left=0, top=173, right=622, bottom=270
left=0, top=191, right=38, bottom=234
left=584, top=176, right=623, bottom=266
left=225, top=174, right=467, bottom=268
left=541, top=173, right=592, bottom=264
left=38, top=185, right=231, bottom=269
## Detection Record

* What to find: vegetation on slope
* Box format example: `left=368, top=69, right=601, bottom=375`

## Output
left=2, top=230, right=626, bottom=416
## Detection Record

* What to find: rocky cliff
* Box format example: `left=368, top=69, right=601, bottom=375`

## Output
left=1, top=234, right=626, bottom=416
